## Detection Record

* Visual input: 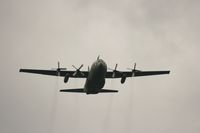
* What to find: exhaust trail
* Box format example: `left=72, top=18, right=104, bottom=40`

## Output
left=102, top=80, right=114, bottom=133
left=48, top=77, right=59, bottom=133
left=125, top=80, right=135, bottom=133
left=71, top=79, right=80, bottom=133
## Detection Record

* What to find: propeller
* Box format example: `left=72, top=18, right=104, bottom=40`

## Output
left=52, top=62, right=66, bottom=76
left=72, top=64, right=84, bottom=77
left=97, top=55, right=100, bottom=60
left=127, top=63, right=137, bottom=77
left=108, top=64, right=119, bottom=78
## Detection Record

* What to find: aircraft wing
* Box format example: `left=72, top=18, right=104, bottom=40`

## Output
left=105, top=70, right=170, bottom=78
left=19, top=69, right=89, bottom=78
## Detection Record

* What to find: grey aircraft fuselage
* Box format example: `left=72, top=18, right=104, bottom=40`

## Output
left=84, top=59, right=107, bottom=94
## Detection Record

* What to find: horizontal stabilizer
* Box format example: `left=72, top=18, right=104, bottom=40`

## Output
left=60, top=88, right=85, bottom=93
left=60, top=88, right=118, bottom=93
left=99, top=89, right=118, bottom=93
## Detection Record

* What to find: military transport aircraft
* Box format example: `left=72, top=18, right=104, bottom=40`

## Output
left=19, top=57, right=170, bottom=94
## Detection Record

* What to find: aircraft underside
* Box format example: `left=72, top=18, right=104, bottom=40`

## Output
left=19, top=57, right=170, bottom=94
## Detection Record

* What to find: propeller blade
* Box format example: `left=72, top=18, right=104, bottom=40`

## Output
left=58, top=61, right=60, bottom=69
left=57, top=71, right=60, bottom=76
left=114, top=64, right=118, bottom=70
left=80, top=72, right=85, bottom=76
left=72, top=64, right=83, bottom=70
left=72, top=65, right=78, bottom=70
left=134, top=63, right=136, bottom=70
left=72, top=71, right=77, bottom=76
left=52, top=61, right=66, bottom=70
left=78, top=64, right=84, bottom=70
left=127, top=63, right=137, bottom=71
left=72, top=64, right=84, bottom=77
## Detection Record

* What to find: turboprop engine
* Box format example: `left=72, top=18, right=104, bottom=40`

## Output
left=121, top=75, right=126, bottom=84
left=64, top=74, right=70, bottom=83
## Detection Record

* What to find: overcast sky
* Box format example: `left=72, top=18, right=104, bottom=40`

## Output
left=0, top=0, right=200, bottom=133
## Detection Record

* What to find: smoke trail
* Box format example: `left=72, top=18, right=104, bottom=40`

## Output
left=125, top=80, right=135, bottom=133
left=71, top=78, right=80, bottom=133
left=48, top=77, right=59, bottom=133
left=102, top=80, right=114, bottom=133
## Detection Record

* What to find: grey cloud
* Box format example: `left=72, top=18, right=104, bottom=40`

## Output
left=0, top=0, right=200, bottom=133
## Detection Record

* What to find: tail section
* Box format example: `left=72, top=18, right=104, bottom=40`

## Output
left=60, top=88, right=118, bottom=94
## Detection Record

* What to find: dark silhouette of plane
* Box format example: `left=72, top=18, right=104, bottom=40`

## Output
left=19, top=56, right=170, bottom=94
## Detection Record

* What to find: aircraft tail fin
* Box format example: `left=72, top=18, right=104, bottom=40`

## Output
left=60, top=88, right=85, bottom=93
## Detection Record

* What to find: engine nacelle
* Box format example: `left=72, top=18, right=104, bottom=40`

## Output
left=121, top=75, right=126, bottom=84
left=64, top=74, right=69, bottom=83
